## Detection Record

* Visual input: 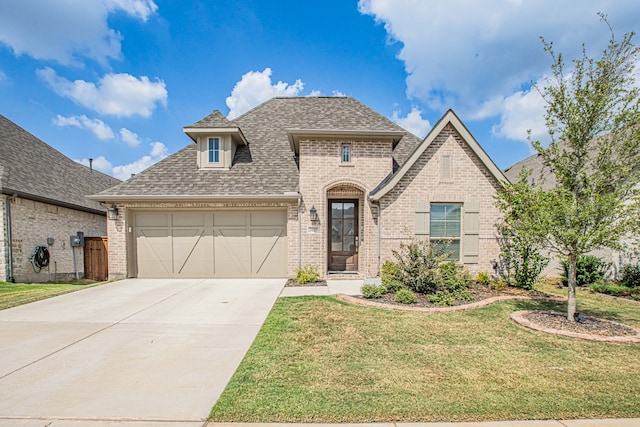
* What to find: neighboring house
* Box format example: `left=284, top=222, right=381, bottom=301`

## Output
left=503, top=152, right=639, bottom=277
left=0, top=115, right=121, bottom=283
left=91, top=97, right=507, bottom=280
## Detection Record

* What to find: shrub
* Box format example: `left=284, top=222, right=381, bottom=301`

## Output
left=589, top=282, right=633, bottom=296
left=391, top=238, right=450, bottom=294
left=295, top=265, right=320, bottom=284
left=440, top=261, right=472, bottom=293
left=621, top=264, right=640, bottom=288
left=394, top=288, right=418, bottom=304
left=381, top=260, right=401, bottom=286
left=489, top=278, right=508, bottom=291
left=361, top=284, right=387, bottom=299
left=498, top=238, right=548, bottom=290
left=475, top=271, right=491, bottom=286
left=385, top=280, right=404, bottom=293
left=561, top=255, right=610, bottom=287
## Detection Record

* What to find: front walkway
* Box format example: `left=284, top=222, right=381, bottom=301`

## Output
left=279, top=279, right=363, bottom=297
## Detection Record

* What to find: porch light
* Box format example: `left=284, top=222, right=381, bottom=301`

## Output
left=309, top=205, right=318, bottom=223
left=107, top=205, right=118, bottom=221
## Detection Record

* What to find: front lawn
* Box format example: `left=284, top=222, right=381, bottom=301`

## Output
left=210, top=288, right=640, bottom=422
left=0, top=281, right=102, bottom=310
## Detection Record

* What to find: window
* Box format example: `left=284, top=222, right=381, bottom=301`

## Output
left=341, top=144, right=351, bottom=163
left=208, top=137, right=220, bottom=163
left=430, top=203, right=461, bottom=260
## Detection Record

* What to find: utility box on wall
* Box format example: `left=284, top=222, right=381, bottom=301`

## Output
left=70, top=231, right=85, bottom=248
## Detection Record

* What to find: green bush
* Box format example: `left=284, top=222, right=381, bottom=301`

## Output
left=621, top=264, right=640, bottom=288
left=561, top=255, right=610, bottom=287
left=295, top=265, right=320, bottom=284
left=475, top=271, right=491, bottom=286
left=385, top=280, right=404, bottom=293
left=497, top=223, right=549, bottom=290
left=381, top=260, right=401, bottom=286
left=394, top=288, right=418, bottom=304
left=489, top=278, right=508, bottom=291
left=589, top=282, right=633, bottom=296
left=361, top=284, right=387, bottom=299
left=440, top=261, right=472, bottom=293
left=392, top=238, right=450, bottom=294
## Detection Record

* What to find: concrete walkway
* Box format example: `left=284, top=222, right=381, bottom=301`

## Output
left=279, top=279, right=363, bottom=297
left=0, top=278, right=285, bottom=427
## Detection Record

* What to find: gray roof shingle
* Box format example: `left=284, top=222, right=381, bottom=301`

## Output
left=95, top=96, right=423, bottom=200
left=0, top=115, right=121, bottom=213
left=186, top=110, right=237, bottom=128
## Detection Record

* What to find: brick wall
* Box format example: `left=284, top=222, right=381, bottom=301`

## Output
left=0, top=197, right=6, bottom=282
left=378, top=124, right=503, bottom=275
left=107, top=201, right=298, bottom=279
left=4, top=197, right=107, bottom=282
left=298, top=137, right=393, bottom=277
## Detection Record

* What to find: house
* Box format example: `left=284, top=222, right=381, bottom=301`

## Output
left=504, top=151, right=639, bottom=277
left=91, top=97, right=507, bottom=280
left=0, top=115, right=121, bottom=283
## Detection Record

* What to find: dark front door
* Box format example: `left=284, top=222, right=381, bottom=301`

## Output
left=328, top=200, right=358, bottom=272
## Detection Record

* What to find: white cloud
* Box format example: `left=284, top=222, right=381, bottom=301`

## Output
left=358, top=0, right=640, bottom=122
left=76, top=141, right=168, bottom=180
left=111, top=141, right=168, bottom=180
left=226, top=68, right=304, bottom=119
left=490, top=89, right=548, bottom=143
left=392, top=107, right=431, bottom=138
left=76, top=156, right=114, bottom=174
left=53, top=114, right=115, bottom=140
left=119, top=128, right=142, bottom=147
left=308, top=90, right=322, bottom=97
left=38, top=67, right=167, bottom=118
left=332, top=90, right=346, bottom=97
left=0, top=0, right=157, bottom=65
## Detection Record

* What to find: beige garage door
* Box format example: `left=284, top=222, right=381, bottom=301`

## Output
left=134, top=210, right=287, bottom=278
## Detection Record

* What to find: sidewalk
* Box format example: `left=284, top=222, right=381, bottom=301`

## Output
left=280, top=279, right=363, bottom=297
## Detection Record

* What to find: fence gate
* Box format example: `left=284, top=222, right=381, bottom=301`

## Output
left=84, top=236, right=108, bottom=281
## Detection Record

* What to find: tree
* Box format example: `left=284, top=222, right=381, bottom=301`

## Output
left=500, top=16, right=640, bottom=321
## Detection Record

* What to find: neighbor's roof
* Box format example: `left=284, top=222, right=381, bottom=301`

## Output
left=369, top=109, right=508, bottom=201
left=93, top=96, right=423, bottom=201
left=0, top=115, right=121, bottom=214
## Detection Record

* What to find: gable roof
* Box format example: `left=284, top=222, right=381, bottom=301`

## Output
left=0, top=115, right=121, bottom=214
left=93, top=97, right=423, bottom=202
left=369, top=109, right=508, bottom=201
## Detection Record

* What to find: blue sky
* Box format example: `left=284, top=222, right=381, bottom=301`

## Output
left=1, top=0, right=639, bottom=180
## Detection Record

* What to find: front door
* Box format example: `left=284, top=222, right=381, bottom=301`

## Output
left=328, top=199, right=358, bottom=272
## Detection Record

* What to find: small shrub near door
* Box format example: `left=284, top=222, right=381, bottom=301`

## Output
left=394, top=288, right=418, bottom=304
left=361, top=284, right=387, bottom=299
left=295, top=265, right=321, bottom=284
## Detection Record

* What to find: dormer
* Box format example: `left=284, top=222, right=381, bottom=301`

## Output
left=183, top=110, right=248, bottom=169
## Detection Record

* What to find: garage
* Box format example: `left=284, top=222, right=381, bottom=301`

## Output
left=133, top=210, right=287, bottom=278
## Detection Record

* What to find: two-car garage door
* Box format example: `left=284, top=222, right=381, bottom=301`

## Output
left=133, top=210, right=287, bottom=278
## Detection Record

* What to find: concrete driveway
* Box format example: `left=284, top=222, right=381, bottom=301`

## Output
left=0, top=278, right=285, bottom=426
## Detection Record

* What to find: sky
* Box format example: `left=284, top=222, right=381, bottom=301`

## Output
left=0, top=0, right=639, bottom=181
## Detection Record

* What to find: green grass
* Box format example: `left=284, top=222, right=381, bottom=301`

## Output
left=210, top=288, right=640, bottom=423
left=0, top=281, right=103, bottom=310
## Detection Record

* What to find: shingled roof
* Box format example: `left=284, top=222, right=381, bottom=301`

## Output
left=93, top=96, right=423, bottom=201
left=0, top=115, right=121, bottom=214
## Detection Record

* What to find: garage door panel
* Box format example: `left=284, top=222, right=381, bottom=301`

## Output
left=173, top=228, right=214, bottom=277
left=136, top=228, right=173, bottom=277
left=251, top=227, right=287, bottom=277
left=214, top=228, right=251, bottom=277
left=134, top=210, right=286, bottom=278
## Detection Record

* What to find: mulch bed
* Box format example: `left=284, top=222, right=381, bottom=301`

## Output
left=355, top=283, right=551, bottom=308
left=522, top=310, right=638, bottom=337
left=285, top=279, right=327, bottom=287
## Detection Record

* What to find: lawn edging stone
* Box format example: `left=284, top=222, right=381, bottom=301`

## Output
left=510, top=310, right=640, bottom=343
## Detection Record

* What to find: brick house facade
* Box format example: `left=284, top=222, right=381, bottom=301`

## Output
left=1, top=115, right=120, bottom=283
left=93, top=97, right=506, bottom=280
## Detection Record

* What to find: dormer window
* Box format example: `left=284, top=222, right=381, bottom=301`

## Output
left=208, top=137, right=220, bottom=163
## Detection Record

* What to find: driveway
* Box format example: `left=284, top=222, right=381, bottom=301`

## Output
left=0, top=278, right=285, bottom=426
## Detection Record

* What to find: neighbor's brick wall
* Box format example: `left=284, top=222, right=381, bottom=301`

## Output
left=298, top=138, right=393, bottom=277
left=7, top=197, right=107, bottom=282
left=0, top=197, right=6, bottom=282
left=379, top=124, right=503, bottom=275
left=107, top=201, right=298, bottom=279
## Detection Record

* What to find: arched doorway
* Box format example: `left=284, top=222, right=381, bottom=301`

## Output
left=326, top=184, right=365, bottom=273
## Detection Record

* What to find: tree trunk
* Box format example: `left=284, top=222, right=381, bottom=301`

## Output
left=567, top=253, right=577, bottom=322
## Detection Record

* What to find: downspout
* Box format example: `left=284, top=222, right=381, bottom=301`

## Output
left=5, top=194, right=17, bottom=283
left=375, top=202, right=381, bottom=275
left=298, top=196, right=302, bottom=269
